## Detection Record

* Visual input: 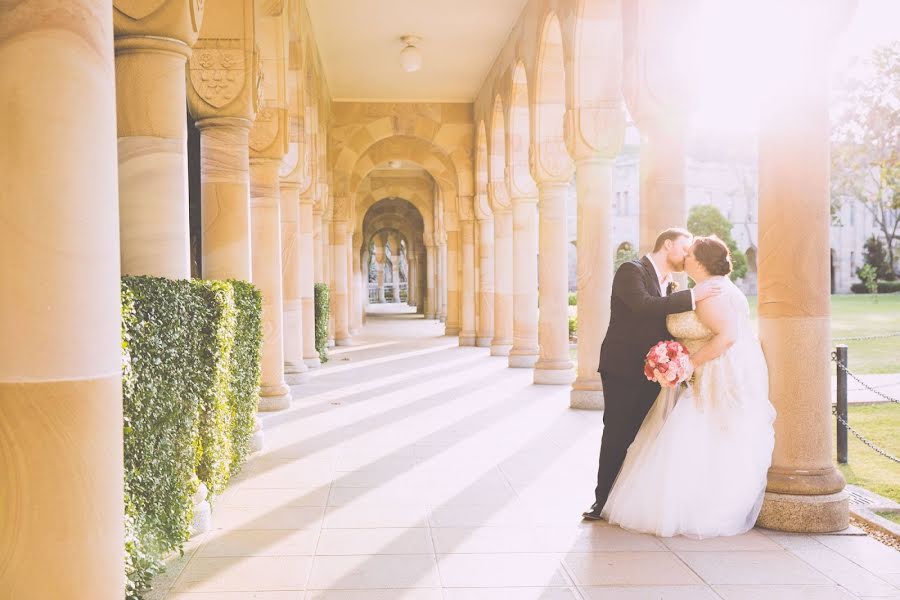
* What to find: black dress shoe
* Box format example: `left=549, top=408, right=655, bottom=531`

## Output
left=581, top=508, right=604, bottom=521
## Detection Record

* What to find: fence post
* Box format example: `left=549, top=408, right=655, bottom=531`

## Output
left=836, top=343, right=848, bottom=464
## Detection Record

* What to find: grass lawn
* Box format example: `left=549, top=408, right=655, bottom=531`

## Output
left=878, top=511, right=900, bottom=525
left=572, top=294, right=900, bottom=374
left=832, top=403, right=900, bottom=504
left=748, top=294, right=900, bottom=375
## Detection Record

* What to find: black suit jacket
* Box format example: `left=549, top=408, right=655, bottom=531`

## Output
left=597, top=256, right=694, bottom=381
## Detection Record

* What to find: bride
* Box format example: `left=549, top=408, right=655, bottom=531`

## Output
left=601, top=235, right=776, bottom=538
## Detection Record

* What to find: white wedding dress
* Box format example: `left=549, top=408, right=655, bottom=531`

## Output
left=601, top=277, right=776, bottom=538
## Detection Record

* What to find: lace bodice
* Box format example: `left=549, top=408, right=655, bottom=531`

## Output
left=666, top=277, right=751, bottom=354
left=667, top=311, right=713, bottom=354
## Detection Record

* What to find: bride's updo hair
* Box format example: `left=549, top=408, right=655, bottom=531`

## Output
left=692, top=235, right=732, bottom=276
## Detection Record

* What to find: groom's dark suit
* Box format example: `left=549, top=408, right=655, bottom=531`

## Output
left=591, top=256, right=694, bottom=512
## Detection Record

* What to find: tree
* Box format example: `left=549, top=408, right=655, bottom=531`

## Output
left=831, top=42, right=900, bottom=278
left=687, top=204, right=748, bottom=281
left=614, top=242, right=638, bottom=272
left=859, top=235, right=895, bottom=281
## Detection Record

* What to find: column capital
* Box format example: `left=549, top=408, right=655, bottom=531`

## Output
left=622, top=0, right=699, bottom=128
left=114, top=35, right=192, bottom=58
left=280, top=180, right=301, bottom=193
left=187, top=0, right=257, bottom=122
left=529, top=138, right=575, bottom=185
left=564, top=107, right=626, bottom=163
left=195, top=116, right=253, bottom=131
left=114, top=0, right=203, bottom=46
left=249, top=107, right=289, bottom=161
left=488, top=181, right=511, bottom=212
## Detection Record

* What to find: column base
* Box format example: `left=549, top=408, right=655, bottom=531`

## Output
left=459, top=334, right=476, bottom=346
left=190, top=482, right=212, bottom=536
left=327, top=338, right=335, bottom=348
left=570, top=389, right=604, bottom=410
left=250, top=414, right=264, bottom=453
left=258, top=387, right=292, bottom=411
left=508, top=352, right=539, bottom=368
left=284, top=360, right=308, bottom=375
left=336, top=337, right=354, bottom=347
left=445, top=326, right=461, bottom=336
left=425, top=313, right=436, bottom=320
left=757, top=490, right=850, bottom=533
left=304, top=356, right=322, bottom=369
left=285, top=372, right=309, bottom=385
left=533, top=366, right=575, bottom=385
left=476, top=337, right=492, bottom=347
left=490, top=343, right=513, bottom=356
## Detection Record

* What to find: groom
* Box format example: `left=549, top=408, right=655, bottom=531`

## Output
left=582, top=228, right=722, bottom=520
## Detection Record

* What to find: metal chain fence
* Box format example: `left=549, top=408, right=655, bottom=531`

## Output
left=831, top=349, right=899, bottom=465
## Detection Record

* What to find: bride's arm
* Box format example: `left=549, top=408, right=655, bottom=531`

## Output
left=689, top=294, right=738, bottom=368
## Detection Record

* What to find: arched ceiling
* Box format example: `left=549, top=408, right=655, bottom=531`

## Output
left=306, top=0, right=529, bottom=101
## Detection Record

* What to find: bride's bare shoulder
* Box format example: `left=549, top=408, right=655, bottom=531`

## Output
left=694, top=289, right=737, bottom=333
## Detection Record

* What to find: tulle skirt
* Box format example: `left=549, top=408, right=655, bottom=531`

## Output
left=601, top=337, right=776, bottom=539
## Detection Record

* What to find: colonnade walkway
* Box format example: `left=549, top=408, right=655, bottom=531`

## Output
left=149, top=311, right=900, bottom=599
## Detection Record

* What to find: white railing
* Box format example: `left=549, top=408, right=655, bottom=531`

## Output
left=368, top=282, right=408, bottom=303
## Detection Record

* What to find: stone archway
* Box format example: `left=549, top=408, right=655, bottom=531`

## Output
left=360, top=197, right=429, bottom=317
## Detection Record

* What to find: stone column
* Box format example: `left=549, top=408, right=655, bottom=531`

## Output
left=313, top=205, right=324, bottom=284
left=299, top=195, right=320, bottom=368
left=534, top=181, right=574, bottom=384
left=755, top=1, right=852, bottom=533
left=425, top=244, right=437, bottom=318
left=417, top=246, right=427, bottom=315
left=476, top=219, right=495, bottom=347
left=280, top=182, right=308, bottom=383
left=1, top=3, right=124, bottom=594
left=568, top=156, right=617, bottom=406
left=460, top=220, right=477, bottom=345
left=389, top=237, right=402, bottom=304
left=446, top=234, right=460, bottom=332
left=323, top=215, right=335, bottom=348
left=375, top=242, right=387, bottom=303
left=196, top=118, right=252, bottom=281
left=439, top=242, right=448, bottom=322
left=408, top=249, right=418, bottom=307
left=250, top=159, right=291, bottom=411
left=440, top=240, right=450, bottom=324
left=332, top=220, right=352, bottom=345
left=391, top=253, right=403, bottom=304
left=638, top=124, right=686, bottom=255
left=492, top=208, right=514, bottom=356
left=115, top=22, right=196, bottom=278
left=350, top=234, right=363, bottom=334
left=509, top=196, right=540, bottom=367
left=622, top=0, right=695, bottom=256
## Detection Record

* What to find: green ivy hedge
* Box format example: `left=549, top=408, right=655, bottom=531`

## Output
left=122, top=276, right=262, bottom=599
left=851, top=280, right=900, bottom=294
left=315, top=282, right=331, bottom=363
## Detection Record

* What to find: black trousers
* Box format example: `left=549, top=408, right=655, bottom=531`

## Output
left=592, top=370, right=661, bottom=510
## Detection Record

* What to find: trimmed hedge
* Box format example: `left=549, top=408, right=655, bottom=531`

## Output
left=850, top=280, right=900, bottom=294
left=122, top=276, right=262, bottom=599
left=315, top=283, right=331, bottom=363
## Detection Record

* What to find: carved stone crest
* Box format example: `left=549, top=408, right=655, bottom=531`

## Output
left=114, top=0, right=167, bottom=21
left=189, top=40, right=245, bottom=109
left=249, top=107, right=279, bottom=153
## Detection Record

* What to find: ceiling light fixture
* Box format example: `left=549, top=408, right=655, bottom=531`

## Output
left=388, top=160, right=402, bottom=169
left=399, top=35, right=422, bottom=73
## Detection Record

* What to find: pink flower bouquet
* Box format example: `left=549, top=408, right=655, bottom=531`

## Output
left=644, top=340, right=692, bottom=388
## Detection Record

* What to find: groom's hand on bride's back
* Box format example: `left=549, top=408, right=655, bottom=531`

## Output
left=693, top=280, right=723, bottom=303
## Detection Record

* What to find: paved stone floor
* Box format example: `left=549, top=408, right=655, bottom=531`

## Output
left=150, top=306, right=900, bottom=600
